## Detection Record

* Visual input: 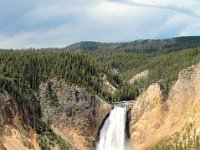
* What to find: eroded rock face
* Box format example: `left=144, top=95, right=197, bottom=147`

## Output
left=128, top=70, right=149, bottom=85
left=129, top=83, right=166, bottom=149
left=129, top=63, right=200, bottom=150
left=0, top=90, right=40, bottom=150
left=39, top=79, right=111, bottom=150
left=0, top=90, right=40, bottom=129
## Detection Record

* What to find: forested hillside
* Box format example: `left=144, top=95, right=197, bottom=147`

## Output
left=64, top=36, right=200, bottom=52
left=87, top=47, right=200, bottom=100
left=0, top=50, right=119, bottom=102
left=1, top=36, right=200, bottom=102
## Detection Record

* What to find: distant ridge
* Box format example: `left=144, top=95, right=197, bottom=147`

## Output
left=64, top=36, right=200, bottom=52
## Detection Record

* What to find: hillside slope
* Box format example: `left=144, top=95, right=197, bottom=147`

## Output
left=64, top=36, right=200, bottom=52
left=39, top=79, right=111, bottom=150
left=129, top=62, right=200, bottom=150
left=0, top=77, right=111, bottom=150
left=0, top=78, right=41, bottom=150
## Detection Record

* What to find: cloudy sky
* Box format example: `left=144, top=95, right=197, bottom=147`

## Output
left=0, top=0, right=200, bottom=48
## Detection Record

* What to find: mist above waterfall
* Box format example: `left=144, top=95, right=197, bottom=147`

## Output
left=97, top=105, right=131, bottom=150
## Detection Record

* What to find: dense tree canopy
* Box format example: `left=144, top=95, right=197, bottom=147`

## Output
left=1, top=46, right=200, bottom=102
left=0, top=50, right=118, bottom=102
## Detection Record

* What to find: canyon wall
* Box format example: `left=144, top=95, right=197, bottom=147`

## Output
left=39, top=79, right=111, bottom=150
left=0, top=82, right=40, bottom=150
left=129, top=63, right=200, bottom=149
left=0, top=78, right=111, bottom=150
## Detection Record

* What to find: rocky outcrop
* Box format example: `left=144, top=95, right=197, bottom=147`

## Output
left=0, top=92, right=40, bottom=130
left=129, top=83, right=166, bottom=149
left=100, top=76, right=116, bottom=95
left=0, top=83, right=41, bottom=150
left=129, top=63, right=200, bottom=149
left=128, top=70, right=149, bottom=85
left=39, top=79, right=111, bottom=150
left=0, top=125, right=40, bottom=150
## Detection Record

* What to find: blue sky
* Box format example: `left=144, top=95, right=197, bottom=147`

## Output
left=0, top=0, right=200, bottom=48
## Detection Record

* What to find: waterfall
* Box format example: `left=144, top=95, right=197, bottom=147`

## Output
left=97, top=105, right=127, bottom=150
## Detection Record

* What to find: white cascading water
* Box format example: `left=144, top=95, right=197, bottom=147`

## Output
left=97, top=105, right=127, bottom=150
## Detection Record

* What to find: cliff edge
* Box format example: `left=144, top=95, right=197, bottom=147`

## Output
left=129, top=63, right=200, bottom=149
left=39, top=79, right=111, bottom=150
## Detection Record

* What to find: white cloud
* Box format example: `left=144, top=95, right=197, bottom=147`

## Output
left=180, top=23, right=200, bottom=36
left=0, top=32, right=36, bottom=49
left=0, top=0, right=200, bottom=48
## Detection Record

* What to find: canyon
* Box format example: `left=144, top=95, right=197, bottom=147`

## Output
left=1, top=62, right=200, bottom=150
